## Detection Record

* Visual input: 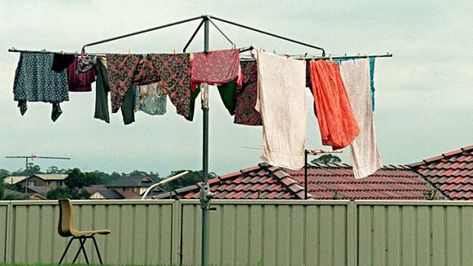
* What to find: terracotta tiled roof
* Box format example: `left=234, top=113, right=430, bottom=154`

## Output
left=409, top=145, right=473, bottom=200
left=156, top=163, right=306, bottom=200
left=155, top=162, right=441, bottom=200
left=287, top=163, right=442, bottom=200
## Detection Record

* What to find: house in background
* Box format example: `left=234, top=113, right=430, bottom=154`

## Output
left=94, top=176, right=156, bottom=199
left=152, top=162, right=444, bottom=200
left=17, top=174, right=68, bottom=189
left=3, top=176, right=27, bottom=186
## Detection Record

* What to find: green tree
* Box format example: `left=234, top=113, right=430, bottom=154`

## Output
left=65, top=168, right=91, bottom=189
left=0, top=178, right=4, bottom=199
left=0, top=169, right=10, bottom=179
left=311, top=154, right=342, bottom=164
left=161, top=170, right=217, bottom=191
left=46, top=187, right=72, bottom=199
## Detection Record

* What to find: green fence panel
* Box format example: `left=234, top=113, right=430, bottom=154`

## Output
left=179, top=200, right=350, bottom=266
left=5, top=200, right=175, bottom=265
left=0, top=203, right=8, bottom=263
left=356, top=201, right=473, bottom=266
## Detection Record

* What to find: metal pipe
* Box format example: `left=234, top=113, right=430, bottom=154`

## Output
left=304, top=150, right=308, bottom=200
left=81, top=15, right=204, bottom=52
left=240, top=53, right=393, bottom=62
left=182, top=19, right=205, bottom=52
left=209, top=15, right=325, bottom=56
left=208, top=18, right=235, bottom=48
left=200, top=15, right=210, bottom=266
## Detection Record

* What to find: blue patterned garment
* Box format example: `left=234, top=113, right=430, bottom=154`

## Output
left=13, top=52, right=69, bottom=121
left=134, top=83, right=167, bottom=115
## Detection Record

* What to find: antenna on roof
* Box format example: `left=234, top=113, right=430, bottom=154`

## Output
left=5, top=155, right=71, bottom=195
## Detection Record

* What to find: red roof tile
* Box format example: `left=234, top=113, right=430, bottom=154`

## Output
left=410, top=145, right=473, bottom=200
left=156, top=161, right=441, bottom=200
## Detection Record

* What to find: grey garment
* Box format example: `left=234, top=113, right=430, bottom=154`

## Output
left=134, top=83, right=167, bottom=115
left=13, top=52, right=69, bottom=121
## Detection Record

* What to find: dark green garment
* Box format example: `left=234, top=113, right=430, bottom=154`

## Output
left=121, top=85, right=136, bottom=125
left=94, top=58, right=110, bottom=123
left=187, top=85, right=201, bottom=121
left=94, top=58, right=136, bottom=125
left=217, top=80, right=237, bottom=115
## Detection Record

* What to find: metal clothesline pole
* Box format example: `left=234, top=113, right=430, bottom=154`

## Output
left=200, top=15, right=211, bottom=266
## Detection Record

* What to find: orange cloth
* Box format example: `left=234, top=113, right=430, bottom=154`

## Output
left=309, top=60, right=360, bottom=150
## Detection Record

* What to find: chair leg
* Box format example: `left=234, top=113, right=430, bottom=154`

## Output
left=91, top=236, right=104, bottom=265
left=58, top=237, right=74, bottom=264
left=72, top=237, right=90, bottom=264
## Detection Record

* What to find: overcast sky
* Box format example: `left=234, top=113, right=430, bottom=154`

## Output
left=0, top=1, right=472, bottom=176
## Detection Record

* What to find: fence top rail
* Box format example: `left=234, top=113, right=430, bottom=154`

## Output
left=178, top=199, right=351, bottom=205
left=0, top=199, right=175, bottom=206
left=355, top=200, right=473, bottom=206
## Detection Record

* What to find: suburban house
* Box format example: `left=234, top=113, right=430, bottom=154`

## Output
left=3, top=175, right=27, bottom=185
left=17, top=174, right=68, bottom=189
left=90, top=176, right=156, bottom=199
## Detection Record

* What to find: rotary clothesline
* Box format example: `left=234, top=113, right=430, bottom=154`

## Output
left=7, top=15, right=392, bottom=266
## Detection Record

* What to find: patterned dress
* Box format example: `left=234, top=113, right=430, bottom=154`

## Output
left=13, top=52, right=69, bottom=121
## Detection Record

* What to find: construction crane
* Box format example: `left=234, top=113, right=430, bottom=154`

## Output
left=5, top=155, right=71, bottom=195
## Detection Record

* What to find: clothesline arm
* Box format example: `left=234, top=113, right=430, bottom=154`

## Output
left=80, top=15, right=203, bottom=52
left=182, top=19, right=205, bottom=53
left=208, top=15, right=326, bottom=56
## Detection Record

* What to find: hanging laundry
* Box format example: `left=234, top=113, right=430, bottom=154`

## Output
left=94, top=57, right=136, bottom=125
left=339, top=59, right=382, bottom=179
left=255, top=50, right=307, bottom=170
left=66, top=56, right=96, bottom=92
left=13, top=52, right=69, bottom=121
left=94, top=57, right=110, bottom=123
left=217, top=80, right=237, bottom=115
left=191, top=48, right=240, bottom=85
left=76, top=54, right=96, bottom=73
left=369, top=58, right=376, bottom=111
left=121, top=83, right=136, bottom=125
left=135, top=82, right=167, bottom=115
left=309, top=60, right=359, bottom=150
left=234, top=61, right=262, bottom=126
left=335, top=57, right=376, bottom=111
left=51, top=53, right=75, bottom=72
left=147, top=53, right=193, bottom=120
left=107, top=53, right=193, bottom=120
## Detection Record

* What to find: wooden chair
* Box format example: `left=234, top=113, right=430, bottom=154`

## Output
left=57, top=199, right=111, bottom=264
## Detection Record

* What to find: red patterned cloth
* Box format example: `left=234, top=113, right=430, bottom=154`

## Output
left=147, top=53, right=192, bottom=120
left=107, top=54, right=145, bottom=113
left=67, top=57, right=96, bottom=92
left=107, top=53, right=192, bottom=119
left=191, top=48, right=240, bottom=85
left=233, top=61, right=262, bottom=126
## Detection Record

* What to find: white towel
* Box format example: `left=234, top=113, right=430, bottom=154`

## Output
left=339, top=59, right=382, bottom=178
left=255, top=50, right=307, bottom=170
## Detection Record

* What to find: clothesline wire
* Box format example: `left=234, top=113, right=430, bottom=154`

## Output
left=7, top=46, right=254, bottom=56
left=240, top=52, right=393, bottom=61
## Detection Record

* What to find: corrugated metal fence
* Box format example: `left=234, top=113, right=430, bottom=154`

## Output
left=1, top=200, right=472, bottom=265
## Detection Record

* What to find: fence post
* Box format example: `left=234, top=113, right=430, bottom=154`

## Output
left=171, top=200, right=182, bottom=265
left=347, top=200, right=357, bottom=266
left=5, top=201, right=13, bottom=264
